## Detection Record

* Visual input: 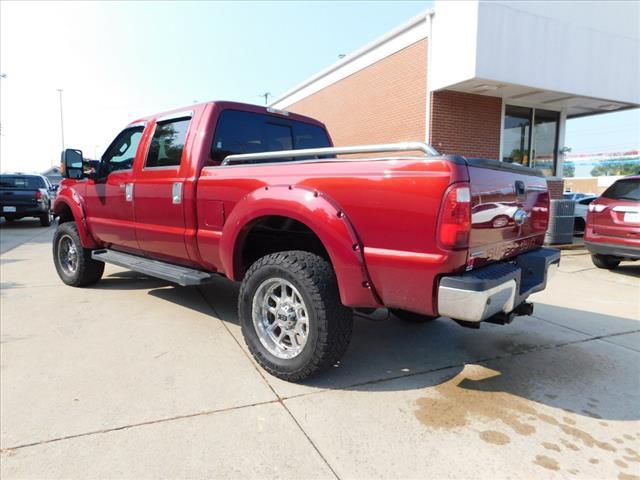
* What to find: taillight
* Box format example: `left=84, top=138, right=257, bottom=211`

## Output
left=437, top=183, right=471, bottom=250
left=532, top=191, right=549, bottom=231
left=588, top=203, right=607, bottom=213
left=35, top=190, right=43, bottom=201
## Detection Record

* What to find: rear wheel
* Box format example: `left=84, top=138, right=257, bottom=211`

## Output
left=591, top=254, right=620, bottom=270
left=40, top=211, right=52, bottom=227
left=53, top=222, right=104, bottom=286
left=238, top=251, right=353, bottom=382
left=3, top=216, right=15, bottom=223
left=390, top=308, right=437, bottom=324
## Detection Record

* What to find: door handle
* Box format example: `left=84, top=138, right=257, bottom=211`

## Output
left=125, top=183, right=133, bottom=202
left=172, top=182, right=183, bottom=204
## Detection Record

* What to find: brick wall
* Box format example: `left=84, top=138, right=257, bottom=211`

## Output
left=284, top=40, right=427, bottom=147
left=546, top=179, right=565, bottom=199
left=429, top=90, right=502, bottom=159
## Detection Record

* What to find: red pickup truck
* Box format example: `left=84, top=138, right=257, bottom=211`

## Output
left=53, top=101, right=559, bottom=381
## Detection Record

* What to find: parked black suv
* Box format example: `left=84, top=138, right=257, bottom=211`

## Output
left=0, top=173, right=55, bottom=226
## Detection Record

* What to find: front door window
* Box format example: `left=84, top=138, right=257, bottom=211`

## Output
left=502, top=105, right=560, bottom=176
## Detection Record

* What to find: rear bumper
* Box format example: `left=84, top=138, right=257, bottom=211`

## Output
left=585, top=241, right=640, bottom=260
left=1, top=204, right=47, bottom=217
left=437, top=247, right=560, bottom=323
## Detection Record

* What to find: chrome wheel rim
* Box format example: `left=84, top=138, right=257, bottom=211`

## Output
left=58, top=234, right=78, bottom=275
left=252, top=278, right=309, bottom=359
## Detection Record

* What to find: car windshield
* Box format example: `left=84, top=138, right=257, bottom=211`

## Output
left=601, top=178, right=640, bottom=201
left=0, top=175, right=45, bottom=189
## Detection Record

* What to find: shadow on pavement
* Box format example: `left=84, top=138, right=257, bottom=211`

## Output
left=0, top=218, right=48, bottom=230
left=113, top=274, right=639, bottom=422
left=95, top=271, right=171, bottom=291
left=611, top=263, right=640, bottom=278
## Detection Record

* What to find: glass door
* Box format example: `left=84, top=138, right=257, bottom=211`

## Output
left=502, top=106, right=532, bottom=166
left=531, top=109, right=560, bottom=177
left=502, top=105, right=560, bottom=176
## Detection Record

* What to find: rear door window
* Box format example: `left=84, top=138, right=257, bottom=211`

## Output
left=601, top=179, right=640, bottom=201
left=145, top=117, right=191, bottom=168
left=210, top=110, right=330, bottom=165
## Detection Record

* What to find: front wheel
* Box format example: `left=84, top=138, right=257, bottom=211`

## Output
left=591, top=254, right=620, bottom=270
left=53, top=222, right=105, bottom=287
left=238, top=251, right=353, bottom=382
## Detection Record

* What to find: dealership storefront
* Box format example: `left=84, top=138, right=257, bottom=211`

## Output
left=271, top=1, right=639, bottom=197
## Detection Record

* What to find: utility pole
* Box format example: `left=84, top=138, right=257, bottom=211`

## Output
left=0, top=73, right=6, bottom=137
left=57, top=88, right=65, bottom=153
left=259, top=92, right=271, bottom=105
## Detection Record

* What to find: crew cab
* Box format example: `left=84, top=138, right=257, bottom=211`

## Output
left=585, top=175, right=640, bottom=269
left=1, top=173, right=55, bottom=226
left=52, top=101, right=559, bottom=381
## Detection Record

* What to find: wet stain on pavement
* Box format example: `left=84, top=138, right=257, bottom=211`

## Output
left=479, top=430, right=510, bottom=445
left=534, top=455, right=560, bottom=471
left=561, top=438, right=581, bottom=451
left=414, top=366, right=536, bottom=435
left=618, top=473, right=640, bottom=480
left=413, top=365, right=633, bottom=476
left=542, top=442, right=561, bottom=452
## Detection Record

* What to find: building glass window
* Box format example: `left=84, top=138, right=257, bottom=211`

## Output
left=502, top=106, right=532, bottom=166
left=502, top=105, right=559, bottom=176
left=532, top=109, right=559, bottom=177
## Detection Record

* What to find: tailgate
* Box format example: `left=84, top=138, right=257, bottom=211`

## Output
left=0, top=189, right=41, bottom=206
left=465, top=158, right=549, bottom=268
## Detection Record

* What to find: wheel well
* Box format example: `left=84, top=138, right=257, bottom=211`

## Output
left=237, top=216, right=331, bottom=280
left=56, top=203, right=74, bottom=224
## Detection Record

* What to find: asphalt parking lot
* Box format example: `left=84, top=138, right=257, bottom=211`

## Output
left=1, top=218, right=639, bottom=479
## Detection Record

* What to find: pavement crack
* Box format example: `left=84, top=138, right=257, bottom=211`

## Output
left=0, top=400, right=279, bottom=452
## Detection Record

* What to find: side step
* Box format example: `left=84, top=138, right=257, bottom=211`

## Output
left=91, top=249, right=215, bottom=286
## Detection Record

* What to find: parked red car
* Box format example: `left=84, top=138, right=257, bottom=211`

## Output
left=585, top=175, right=640, bottom=269
left=52, top=101, right=559, bottom=381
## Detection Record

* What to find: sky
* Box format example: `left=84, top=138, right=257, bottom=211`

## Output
left=0, top=0, right=638, bottom=174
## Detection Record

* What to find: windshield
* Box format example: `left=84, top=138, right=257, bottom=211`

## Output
left=0, top=175, right=45, bottom=189
left=601, top=178, right=640, bottom=201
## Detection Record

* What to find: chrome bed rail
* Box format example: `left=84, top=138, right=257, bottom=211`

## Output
left=221, top=142, right=439, bottom=166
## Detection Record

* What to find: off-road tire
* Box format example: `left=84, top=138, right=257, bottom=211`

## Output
left=40, top=211, right=52, bottom=227
left=238, top=251, right=353, bottom=382
left=591, top=254, right=620, bottom=270
left=390, top=308, right=438, bottom=323
left=53, top=222, right=104, bottom=287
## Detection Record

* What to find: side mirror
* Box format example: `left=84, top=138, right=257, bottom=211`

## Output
left=61, top=149, right=84, bottom=179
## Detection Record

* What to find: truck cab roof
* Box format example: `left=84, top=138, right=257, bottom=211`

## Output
left=127, top=100, right=328, bottom=132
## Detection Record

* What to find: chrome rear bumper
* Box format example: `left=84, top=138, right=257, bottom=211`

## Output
left=437, top=248, right=560, bottom=323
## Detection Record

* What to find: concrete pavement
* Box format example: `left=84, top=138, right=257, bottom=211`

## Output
left=1, top=222, right=639, bottom=479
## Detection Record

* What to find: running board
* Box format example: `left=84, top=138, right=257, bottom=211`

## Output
left=91, top=249, right=215, bottom=286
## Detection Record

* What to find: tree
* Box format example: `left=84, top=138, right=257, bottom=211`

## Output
left=590, top=161, right=640, bottom=177
left=562, top=162, right=575, bottom=178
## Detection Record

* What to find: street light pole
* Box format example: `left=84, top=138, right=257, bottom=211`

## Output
left=57, top=88, right=65, bottom=152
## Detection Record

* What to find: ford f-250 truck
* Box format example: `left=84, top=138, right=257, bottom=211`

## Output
left=52, top=101, right=559, bottom=381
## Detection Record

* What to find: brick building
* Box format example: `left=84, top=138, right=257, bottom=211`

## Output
left=272, top=1, right=639, bottom=197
